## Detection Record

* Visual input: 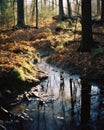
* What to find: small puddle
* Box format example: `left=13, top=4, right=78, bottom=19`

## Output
left=6, top=61, right=104, bottom=130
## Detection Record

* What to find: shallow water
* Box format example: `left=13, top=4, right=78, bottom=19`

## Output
left=6, top=61, right=104, bottom=130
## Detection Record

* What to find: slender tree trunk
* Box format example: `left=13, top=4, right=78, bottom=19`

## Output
left=67, top=0, right=71, bottom=17
left=13, top=0, right=15, bottom=25
left=59, top=0, right=65, bottom=21
left=101, top=0, right=104, bottom=23
left=75, top=0, right=79, bottom=15
left=49, top=0, right=51, bottom=7
left=40, top=0, right=43, bottom=12
left=97, top=0, right=100, bottom=16
left=31, top=0, right=36, bottom=22
left=25, top=0, right=27, bottom=24
left=78, top=0, right=93, bottom=52
left=52, top=0, right=54, bottom=9
left=17, top=0, right=25, bottom=27
left=55, top=0, right=58, bottom=13
left=36, top=0, right=38, bottom=29
left=44, top=0, right=46, bottom=6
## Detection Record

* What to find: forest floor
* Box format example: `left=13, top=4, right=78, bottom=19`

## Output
left=0, top=18, right=104, bottom=92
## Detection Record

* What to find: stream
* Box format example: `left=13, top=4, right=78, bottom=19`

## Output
left=1, top=61, right=104, bottom=130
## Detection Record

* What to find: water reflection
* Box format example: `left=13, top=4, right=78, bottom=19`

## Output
left=80, top=78, right=91, bottom=129
left=6, top=62, right=104, bottom=130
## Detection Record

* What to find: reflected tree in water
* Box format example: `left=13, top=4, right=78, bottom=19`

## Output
left=80, top=78, right=91, bottom=130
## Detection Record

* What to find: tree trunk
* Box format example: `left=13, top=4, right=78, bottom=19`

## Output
left=59, top=0, right=65, bottom=21
left=67, top=0, right=71, bottom=17
left=101, top=0, right=104, bottom=23
left=17, top=0, right=25, bottom=27
left=75, top=0, right=79, bottom=15
left=97, top=0, right=100, bottom=16
left=44, top=0, right=46, bottom=6
left=36, top=0, right=38, bottom=29
left=31, top=0, right=36, bottom=22
left=78, top=0, right=93, bottom=52
left=52, top=0, right=54, bottom=9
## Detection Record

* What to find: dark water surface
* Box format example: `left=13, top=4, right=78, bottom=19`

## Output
left=5, top=61, right=104, bottom=130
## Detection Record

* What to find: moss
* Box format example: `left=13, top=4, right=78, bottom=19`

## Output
left=11, top=61, right=40, bottom=84
left=11, top=67, right=26, bottom=81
